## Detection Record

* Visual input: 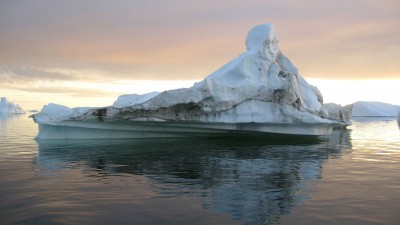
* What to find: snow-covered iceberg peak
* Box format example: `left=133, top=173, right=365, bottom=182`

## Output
left=246, top=23, right=279, bottom=53
left=32, top=22, right=352, bottom=139
left=194, top=22, right=320, bottom=116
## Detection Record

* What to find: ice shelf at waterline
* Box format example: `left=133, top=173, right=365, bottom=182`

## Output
left=32, top=23, right=352, bottom=139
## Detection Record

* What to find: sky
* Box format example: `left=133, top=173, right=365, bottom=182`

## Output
left=0, top=0, right=399, bottom=110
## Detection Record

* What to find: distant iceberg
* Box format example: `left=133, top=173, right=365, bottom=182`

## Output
left=32, top=23, right=352, bottom=139
left=352, top=101, right=400, bottom=117
left=0, top=97, right=25, bottom=114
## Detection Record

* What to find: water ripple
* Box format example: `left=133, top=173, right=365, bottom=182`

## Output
left=1, top=115, right=399, bottom=225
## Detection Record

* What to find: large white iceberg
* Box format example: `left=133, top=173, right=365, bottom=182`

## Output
left=0, top=97, right=25, bottom=114
left=33, top=23, right=352, bottom=139
left=352, top=101, right=400, bottom=117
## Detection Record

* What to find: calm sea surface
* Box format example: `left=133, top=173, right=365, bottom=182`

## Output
left=1, top=114, right=399, bottom=225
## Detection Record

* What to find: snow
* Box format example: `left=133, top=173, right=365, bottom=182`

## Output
left=352, top=101, right=400, bottom=117
left=32, top=22, right=352, bottom=139
left=34, top=103, right=91, bottom=125
left=0, top=97, right=25, bottom=114
left=113, top=92, right=160, bottom=108
left=245, top=23, right=279, bottom=54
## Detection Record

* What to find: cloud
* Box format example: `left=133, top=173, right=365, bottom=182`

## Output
left=0, top=66, right=75, bottom=83
left=0, top=66, right=112, bottom=97
left=18, top=86, right=113, bottom=97
left=0, top=0, right=399, bottom=82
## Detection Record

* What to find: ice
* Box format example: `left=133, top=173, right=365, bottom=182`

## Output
left=32, top=23, right=352, bottom=139
left=113, top=92, right=160, bottom=108
left=33, top=103, right=91, bottom=125
left=321, top=103, right=353, bottom=126
left=352, top=101, right=400, bottom=117
left=0, top=97, right=25, bottom=114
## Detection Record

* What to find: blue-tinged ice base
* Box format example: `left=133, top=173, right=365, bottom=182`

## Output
left=36, top=121, right=334, bottom=140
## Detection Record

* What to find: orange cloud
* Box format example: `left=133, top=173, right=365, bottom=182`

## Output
left=0, top=0, right=399, bottom=82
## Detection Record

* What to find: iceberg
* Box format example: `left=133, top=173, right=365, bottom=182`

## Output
left=0, top=97, right=25, bottom=114
left=32, top=23, right=352, bottom=139
left=352, top=101, right=400, bottom=117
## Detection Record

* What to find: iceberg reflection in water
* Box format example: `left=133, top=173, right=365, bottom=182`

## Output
left=36, top=130, right=351, bottom=225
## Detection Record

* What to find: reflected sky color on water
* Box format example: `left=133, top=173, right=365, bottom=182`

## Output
left=1, top=115, right=399, bottom=225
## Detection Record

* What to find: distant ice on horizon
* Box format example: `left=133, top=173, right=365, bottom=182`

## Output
left=0, top=97, right=25, bottom=114
left=352, top=101, right=400, bottom=117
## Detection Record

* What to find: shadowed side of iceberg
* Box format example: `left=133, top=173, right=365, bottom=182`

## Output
left=36, top=120, right=335, bottom=140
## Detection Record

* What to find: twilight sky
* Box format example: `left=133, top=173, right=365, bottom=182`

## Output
left=1, top=0, right=399, bottom=109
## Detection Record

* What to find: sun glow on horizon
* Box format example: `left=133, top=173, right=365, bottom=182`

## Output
left=307, top=79, right=400, bottom=106
left=2, top=78, right=400, bottom=111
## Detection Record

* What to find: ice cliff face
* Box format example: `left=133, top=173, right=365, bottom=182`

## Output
left=33, top=23, right=352, bottom=138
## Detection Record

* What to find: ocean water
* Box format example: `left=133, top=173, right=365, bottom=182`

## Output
left=0, top=115, right=399, bottom=225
